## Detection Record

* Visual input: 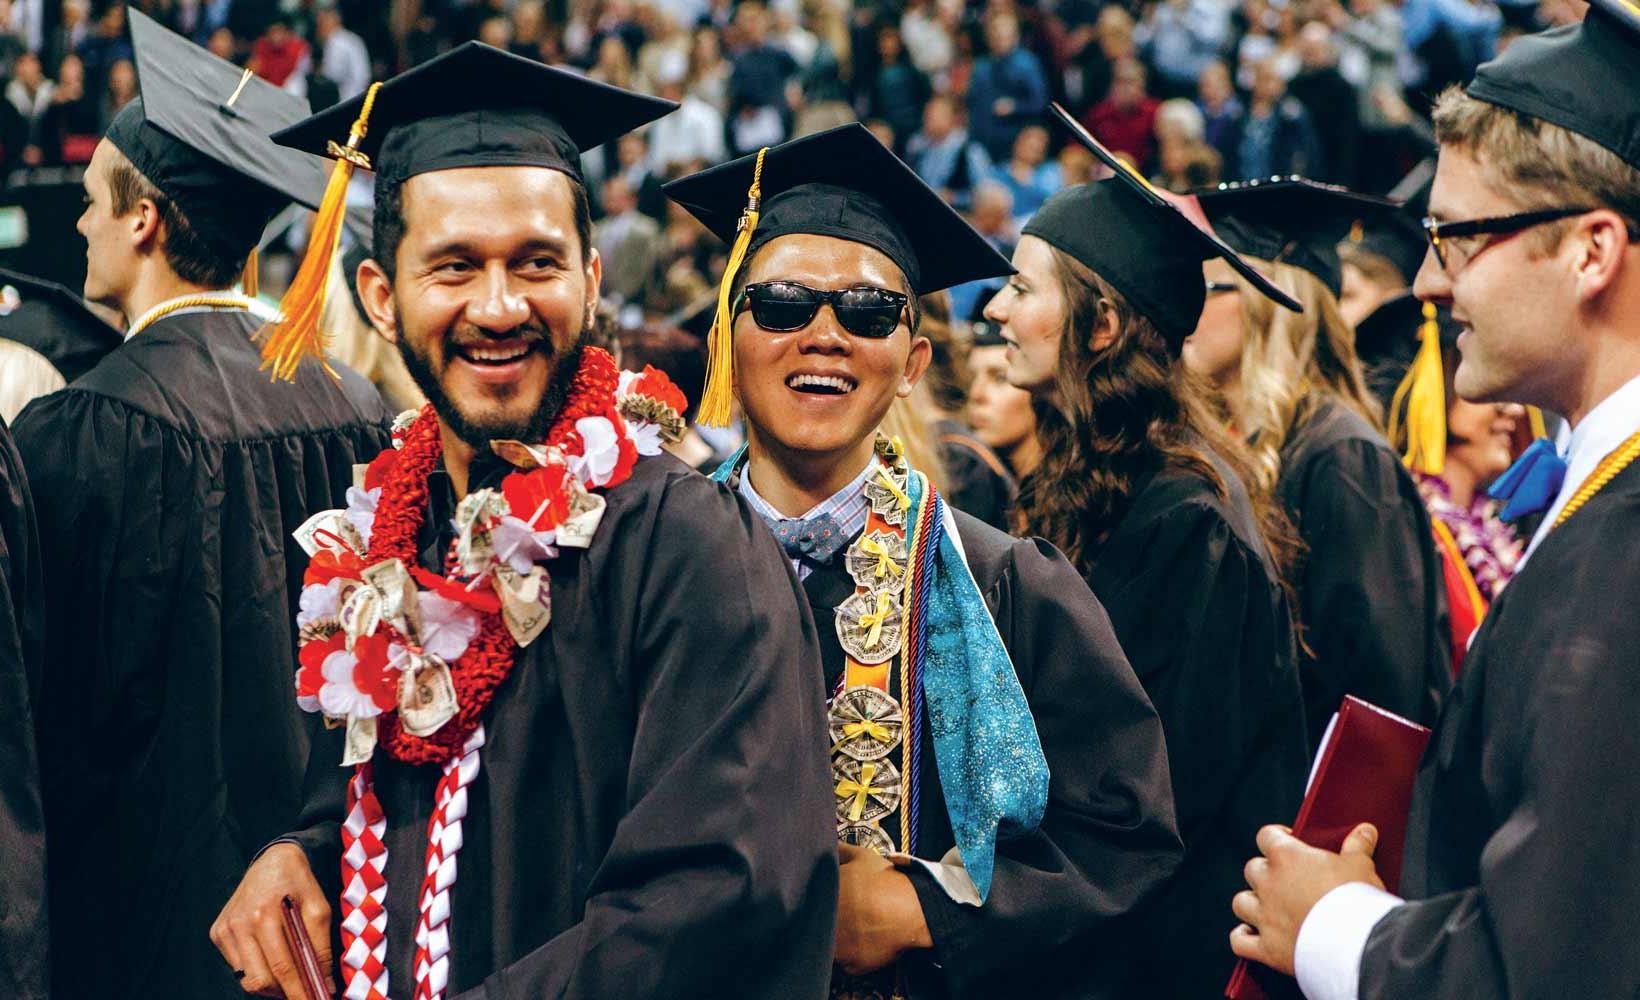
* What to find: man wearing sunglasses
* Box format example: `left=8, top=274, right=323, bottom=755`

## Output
left=666, top=124, right=1182, bottom=1000
left=1230, top=2, right=1640, bottom=998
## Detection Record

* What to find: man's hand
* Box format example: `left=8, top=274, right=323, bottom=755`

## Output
left=833, top=843, right=933, bottom=976
left=1229, top=824, right=1384, bottom=976
left=210, top=843, right=334, bottom=998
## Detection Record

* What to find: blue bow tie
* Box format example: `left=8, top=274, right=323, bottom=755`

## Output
left=1488, top=437, right=1567, bottom=521
left=770, top=512, right=849, bottom=565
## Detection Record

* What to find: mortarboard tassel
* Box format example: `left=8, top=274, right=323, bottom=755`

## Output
left=1389, top=300, right=1447, bottom=475
left=240, top=247, right=259, bottom=298
left=260, top=81, right=383, bottom=382
left=697, top=146, right=768, bottom=427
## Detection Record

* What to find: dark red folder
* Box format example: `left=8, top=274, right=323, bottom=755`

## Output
left=1224, top=696, right=1432, bottom=1000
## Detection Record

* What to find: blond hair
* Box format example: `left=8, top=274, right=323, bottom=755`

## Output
left=1231, top=258, right=1383, bottom=493
left=1431, top=87, right=1640, bottom=251
left=0, top=340, right=66, bottom=423
left=880, top=395, right=948, bottom=495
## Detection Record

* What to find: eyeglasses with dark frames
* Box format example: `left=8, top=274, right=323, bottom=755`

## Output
left=1421, top=207, right=1640, bottom=273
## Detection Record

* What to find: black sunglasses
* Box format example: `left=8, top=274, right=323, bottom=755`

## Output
left=735, top=281, right=909, bottom=339
left=1419, top=207, right=1640, bottom=272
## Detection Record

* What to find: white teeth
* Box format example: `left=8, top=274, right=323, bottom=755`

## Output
left=787, top=373, right=855, bottom=392
left=463, top=344, right=531, bottom=363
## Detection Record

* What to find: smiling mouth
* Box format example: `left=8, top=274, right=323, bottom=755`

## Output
left=454, top=340, right=539, bottom=366
left=786, top=372, right=857, bottom=396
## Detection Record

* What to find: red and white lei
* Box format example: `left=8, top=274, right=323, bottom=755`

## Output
left=288, top=348, right=685, bottom=1000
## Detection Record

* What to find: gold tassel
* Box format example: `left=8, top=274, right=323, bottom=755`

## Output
left=1389, top=300, right=1447, bottom=475
left=260, top=81, right=383, bottom=382
left=240, top=247, right=259, bottom=298
left=696, top=147, right=769, bottom=427
left=1527, top=405, right=1548, bottom=440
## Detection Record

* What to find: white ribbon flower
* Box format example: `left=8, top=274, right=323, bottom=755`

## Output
left=567, top=416, right=623, bottom=487
left=296, top=579, right=343, bottom=629
left=344, top=485, right=380, bottom=549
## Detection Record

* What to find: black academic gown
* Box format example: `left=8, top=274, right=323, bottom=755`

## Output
left=1082, top=451, right=1310, bottom=998
left=10, top=309, right=394, bottom=1000
left=799, top=510, right=1182, bottom=999
left=0, top=419, right=46, bottom=1000
left=935, top=419, right=1017, bottom=532
left=1360, top=458, right=1640, bottom=998
left=284, top=452, right=839, bottom=999
left=1277, top=398, right=1450, bottom=747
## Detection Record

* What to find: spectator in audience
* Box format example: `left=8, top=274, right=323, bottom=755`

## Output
left=1059, top=140, right=1098, bottom=186
left=949, top=180, right=1017, bottom=325
left=595, top=174, right=665, bottom=308
left=1084, top=57, right=1161, bottom=170
left=4, top=50, right=50, bottom=164
left=250, top=16, right=310, bottom=91
left=901, top=0, right=958, bottom=80
left=1070, top=4, right=1139, bottom=116
left=769, top=2, right=819, bottom=69
left=1331, top=0, right=1405, bottom=129
left=76, top=2, right=133, bottom=96
left=0, top=0, right=24, bottom=79
left=1138, top=0, right=1236, bottom=100
left=590, top=32, right=636, bottom=88
left=614, top=130, right=670, bottom=224
left=863, top=23, right=930, bottom=155
left=906, top=93, right=994, bottom=210
left=994, top=123, right=1061, bottom=226
left=967, top=11, right=1049, bottom=159
left=315, top=3, right=369, bottom=101
left=688, top=22, right=731, bottom=113
left=727, top=1, right=796, bottom=154
left=1289, top=21, right=1362, bottom=185
left=205, top=25, right=235, bottom=61
left=647, top=51, right=727, bottom=174
left=43, top=0, right=91, bottom=75
left=1152, top=98, right=1222, bottom=191
left=98, top=56, right=136, bottom=132
left=1197, top=59, right=1244, bottom=168
left=1235, top=0, right=1302, bottom=90
left=1235, top=56, right=1322, bottom=180
left=510, top=0, right=550, bottom=61
left=41, top=53, right=98, bottom=163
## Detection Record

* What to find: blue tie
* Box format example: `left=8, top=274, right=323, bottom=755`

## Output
left=770, top=512, right=849, bottom=565
left=1488, top=437, right=1568, bottom=521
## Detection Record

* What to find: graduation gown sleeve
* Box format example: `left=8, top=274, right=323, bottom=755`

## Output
left=1282, top=428, right=1450, bottom=743
left=0, top=420, right=46, bottom=1000
left=1089, top=488, right=1309, bottom=998
left=907, top=530, right=1182, bottom=998
left=1358, top=475, right=1640, bottom=999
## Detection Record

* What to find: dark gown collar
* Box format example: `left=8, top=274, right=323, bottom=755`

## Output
left=420, top=451, right=513, bottom=572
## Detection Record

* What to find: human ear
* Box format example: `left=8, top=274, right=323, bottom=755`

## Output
left=357, top=257, right=399, bottom=343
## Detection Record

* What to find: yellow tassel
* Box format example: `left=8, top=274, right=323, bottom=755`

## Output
left=260, top=82, right=383, bottom=382
left=1527, top=405, right=1548, bottom=440
left=240, top=247, right=259, bottom=298
left=1389, top=300, right=1447, bottom=475
left=697, top=147, right=769, bottom=427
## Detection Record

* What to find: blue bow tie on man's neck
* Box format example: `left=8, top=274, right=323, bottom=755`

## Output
left=769, top=512, right=849, bottom=565
left=1488, top=437, right=1567, bottom=521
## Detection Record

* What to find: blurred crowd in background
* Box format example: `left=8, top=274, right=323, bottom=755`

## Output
left=0, top=0, right=1584, bottom=447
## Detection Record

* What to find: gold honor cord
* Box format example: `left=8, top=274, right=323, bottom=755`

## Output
left=1553, top=427, right=1640, bottom=528
left=127, top=294, right=260, bottom=339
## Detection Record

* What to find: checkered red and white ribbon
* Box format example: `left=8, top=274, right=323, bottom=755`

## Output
left=413, top=724, right=486, bottom=1000
left=337, top=724, right=486, bottom=1000
left=340, top=763, right=391, bottom=1000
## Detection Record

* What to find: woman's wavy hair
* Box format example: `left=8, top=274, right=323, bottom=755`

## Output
left=1226, top=257, right=1383, bottom=494
left=1017, top=245, right=1297, bottom=582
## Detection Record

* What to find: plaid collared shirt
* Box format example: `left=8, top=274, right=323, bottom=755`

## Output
left=738, top=457, right=877, bottom=580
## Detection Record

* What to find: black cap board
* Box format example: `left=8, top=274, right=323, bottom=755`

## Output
left=969, top=286, right=1007, bottom=347
left=1469, top=0, right=1640, bottom=170
left=108, top=10, right=330, bottom=262
left=0, top=267, right=123, bottom=382
left=271, top=42, right=678, bottom=188
left=663, top=123, right=1015, bottom=295
left=1194, top=176, right=1400, bottom=298
left=1026, top=103, right=1302, bottom=350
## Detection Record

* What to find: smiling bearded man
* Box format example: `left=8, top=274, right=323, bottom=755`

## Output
left=211, top=43, right=838, bottom=1000
left=665, top=124, right=1182, bottom=1000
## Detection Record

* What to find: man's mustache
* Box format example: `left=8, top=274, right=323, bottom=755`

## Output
left=445, top=324, right=553, bottom=351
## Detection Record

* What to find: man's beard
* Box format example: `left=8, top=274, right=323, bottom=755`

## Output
left=397, top=316, right=587, bottom=450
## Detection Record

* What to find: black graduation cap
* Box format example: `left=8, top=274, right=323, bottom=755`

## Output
left=662, top=122, right=1016, bottom=424
left=1468, top=0, right=1640, bottom=170
left=107, top=10, right=330, bottom=263
left=271, top=41, right=678, bottom=188
left=0, top=267, right=123, bottom=383
left=1194, top=176, right=1400, bottom=298
left=969, top=286, right=1007, bottom=348
left=1027, top=103, right=1301, bottom=350
left=663, top=123, right=1015, bottom=296
left=259, top=42, right=676, bottom=381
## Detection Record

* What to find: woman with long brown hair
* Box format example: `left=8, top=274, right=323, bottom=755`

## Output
left=985, top=126, right=1311, bottom=998
left=1190, top=179, right=1451, bottom=747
